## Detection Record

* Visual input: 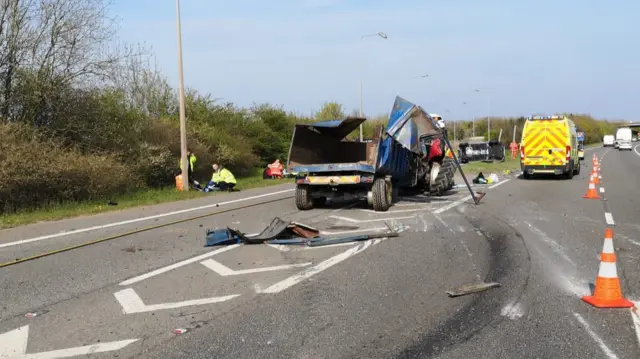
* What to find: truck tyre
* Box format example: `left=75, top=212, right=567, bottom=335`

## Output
left=372, top=178, right=391, bottom=212
left=295, top=184, right=314, bottom=210
left=573, top=161, right=581, bottom=175
left=431, top=161, right=454, bottom=195
left=441, top=157, right=457, bottom=190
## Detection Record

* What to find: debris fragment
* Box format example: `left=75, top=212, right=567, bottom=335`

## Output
left=446, top=282, right=501, bottom=297
left=173, top=328, right=188, bottom=334
left=205, top=217, right=319, bottom=246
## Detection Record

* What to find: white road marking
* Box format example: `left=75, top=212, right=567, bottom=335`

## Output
left=573, top=312, right=619, bottom=359
left=600, top=187, right=605, bottom=193
left=257, top=240, right=375, bottom=293
left=359, top=207, right=436, bottom=214
left=119, top=244, right=241, bottom=286
left=631, top=304, right=640, bottom=351
left=0, top=188, right=294, bottom=249
left=434, top=195, right=472, bottom=214
left=489, top=178, right=512, bottom=189
left=634, top=144, right=640, bottom=156
left=605, top=213, right=615, bottom=226
left=114, top=288, right=239, bottom=314
left=265, top=241, right=357, bottom=252
left=329, top=215, right=415, bottom=223
left=201, top=259, right=311, bottom=276
left=0, top=324, right=138, bottom=358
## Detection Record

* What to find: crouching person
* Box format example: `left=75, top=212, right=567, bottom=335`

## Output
left=204, top=163, right=237, bottom=192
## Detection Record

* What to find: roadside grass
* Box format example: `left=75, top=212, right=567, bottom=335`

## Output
left=459, top=156, right=521, bottom=175
left=0, top=173, right=294, bottom=229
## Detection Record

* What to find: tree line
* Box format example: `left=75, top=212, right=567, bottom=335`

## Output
left=0, top=0, right=625, bottom=213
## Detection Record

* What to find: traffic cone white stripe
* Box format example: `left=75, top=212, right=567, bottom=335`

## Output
left=598, top=262, right=618, bottom=279
left=603, top=239, right=614, bottom=254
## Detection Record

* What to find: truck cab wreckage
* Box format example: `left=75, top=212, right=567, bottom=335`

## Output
left=287, top=96, right=484, bottom=211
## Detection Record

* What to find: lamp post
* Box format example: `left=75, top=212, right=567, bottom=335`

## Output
left=474, top=89, right=491, bottom=141
left=359, top=32, right=388, bottom=142
left=176, top=0, right=189, bottom=190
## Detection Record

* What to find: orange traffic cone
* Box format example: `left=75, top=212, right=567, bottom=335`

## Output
left=592, top=172, right=600, bottom=185
left=582, top=228, right=634, bottom=308
left=583, top=176, right=600, bottom=199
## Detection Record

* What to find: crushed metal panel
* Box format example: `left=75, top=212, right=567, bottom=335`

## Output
left=385, top=96, right=441, bottom=154
left=309, top=116, right=367, bottom=139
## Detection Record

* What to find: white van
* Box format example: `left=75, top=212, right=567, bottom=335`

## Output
left=616, top=127, right=632, bottom=150
left=603, top=135, right=615, bottom=147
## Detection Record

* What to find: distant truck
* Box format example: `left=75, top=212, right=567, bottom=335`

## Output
left=603, top=135, right=615, bottom=147
left=616, top=127, right=633, bottom=151
left=286, top=96, right=476, bottom=211
left=577, top=131, right=585, bottom=160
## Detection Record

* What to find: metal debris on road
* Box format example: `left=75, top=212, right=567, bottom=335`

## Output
left=173, top=328, right=188, bottom=334
left=205, top=217, right=320, bottom=246
left=446, top=282, right=501, bottom=297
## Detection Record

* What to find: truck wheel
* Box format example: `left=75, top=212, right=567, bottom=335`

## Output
left=431, top=163, right=453, bottom=195
left=295, top=184, right=314, bottom=210
left=573, top=161, right=581, bottom=175
left=372, top=178, right=391, bottom=212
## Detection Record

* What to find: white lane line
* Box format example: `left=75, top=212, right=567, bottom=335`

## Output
left=0, top=188, right=294, bottom=249
left=359, top=207, right=437, bottom=214
left=489, top=178, right=512, bottom=189
left=605, top=213, right=615, bottom=226
left=434, top=195, right=471, bottom=214
left=600, top=187, right=605, bottom=193
left=201, top=259, right=311, bottom=276
left=0, top=324, right=139, bottom=358
left=119, top=244, right=240, bottom=286
left=632, top=304, right=640, bottom=351
left=634, top=144, right=640, bottom=156
left=257, top=241, right=374, bottom=294
left=573, top=312, right=619, bottom=359
left=329, top=215, right=415, bottom=223
left=114, top=288, right=239, bottom=314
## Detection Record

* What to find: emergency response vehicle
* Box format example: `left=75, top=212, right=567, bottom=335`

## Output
left=520, top=115, right=580, bottom=179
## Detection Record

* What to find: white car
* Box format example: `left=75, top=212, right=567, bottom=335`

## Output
left=616, top=127, right=633, bottom=151
left=603, top=135, right=615, bottom=147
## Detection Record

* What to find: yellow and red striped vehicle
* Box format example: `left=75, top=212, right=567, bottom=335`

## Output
left=520, top=115, right=581, bottom=179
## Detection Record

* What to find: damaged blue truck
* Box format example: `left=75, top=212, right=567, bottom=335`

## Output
left=286, top=96, right=482, bottom=211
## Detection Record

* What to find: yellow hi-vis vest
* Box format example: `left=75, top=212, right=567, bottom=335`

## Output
left=212, top=168, right=236, bottom=184
left=179, top=154, right=196, bottom=171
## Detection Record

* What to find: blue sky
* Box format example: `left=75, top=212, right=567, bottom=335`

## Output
left=111, top=0, right=639, bottom=121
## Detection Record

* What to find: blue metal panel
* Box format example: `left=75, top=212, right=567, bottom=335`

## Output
left=375, top=135, right=414, bottom=186
left=385, top=96, right=440, bottom=154
left=306, top=117, right=367, bottom=139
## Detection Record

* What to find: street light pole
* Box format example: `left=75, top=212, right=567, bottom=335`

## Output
left=176, top=0, right=188, bottom=190
left=359, top=32, right=387, bottom=142
left=474, top=89, right=491, bottom=141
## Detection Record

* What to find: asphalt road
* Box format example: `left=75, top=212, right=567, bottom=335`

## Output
left=1, top=146, right=639, bottom=359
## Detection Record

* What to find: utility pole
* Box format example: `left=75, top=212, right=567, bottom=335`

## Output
left=176, top=0, right=188, bottom=190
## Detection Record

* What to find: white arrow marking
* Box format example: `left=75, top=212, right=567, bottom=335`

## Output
left=0, top=325, right=137, bottom=359
left=257, top=240, right=377, bottom=294
left=329, top=215, right=415, bottom=223
left=114, top=288, right=239, bottom=314
left=200, top=259, right=312, bottom=276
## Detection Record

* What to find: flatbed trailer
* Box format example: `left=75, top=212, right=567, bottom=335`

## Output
left=287, top=96, right=480, bottom=211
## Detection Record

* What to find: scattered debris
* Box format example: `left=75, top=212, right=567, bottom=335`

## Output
left=107, top=201, right=118, bottom=206
left=173, top=328, right=188, bottom=335
left=205, top=217, right=320, bottom=246
left=24, top=312, right=37, bottom=318
left=446, top=282, right=501, bottom=297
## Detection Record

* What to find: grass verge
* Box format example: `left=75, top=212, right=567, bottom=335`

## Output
left=459, top=156, right=521, bottom=175
left=0, top=175, right=294, bottom=229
